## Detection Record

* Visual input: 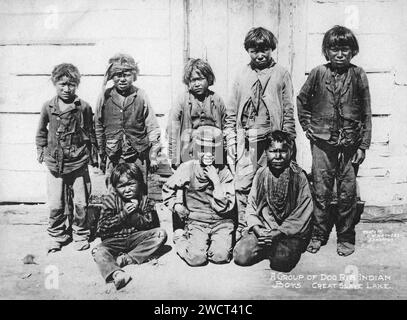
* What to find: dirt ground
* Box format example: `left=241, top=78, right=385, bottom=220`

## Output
left=1, top=172, right=407, bottom=300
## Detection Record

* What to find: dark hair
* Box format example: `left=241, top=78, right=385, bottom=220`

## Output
left=267, top=130, right=294, bottom=150
left=322, top=25, right=359, bottom=60
left=244, top=27, right=278, bottom=51
left=110, top=163, right=147, bottom=194
left=51, top=63, right=81, bottom=85
left=183, top=58, right=215, bottom=86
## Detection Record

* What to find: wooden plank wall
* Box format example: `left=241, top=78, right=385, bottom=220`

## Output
left=187, top=0, right=283, bottom=101
left=0, top=0, right=184, bottom=202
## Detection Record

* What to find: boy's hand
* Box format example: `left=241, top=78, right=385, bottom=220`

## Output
left=305, top=128, right=316, bottom=142
left=124, top=200, right=139, bottom=215
left=149, top=159, right=158, bottom=173
left=37, top=147, right=44, bottom=164
left=171, top=163, right=178, bottom=172
left=352, top=148, right=366, bottom=165
left=174, top=204, right=190, bottom=219
left=204, top=165, right=221, bottom=186
left=253, top=226, right=282, bottom=246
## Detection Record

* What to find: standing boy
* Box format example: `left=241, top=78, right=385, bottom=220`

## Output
left=225, top=27, right=296, bottom=240
left=297, top=25, right=372, bottom=256
left=36, top=63, right=97, bottom=253
left=95, top=53, right=161, bottom=188
left=168, top=58, right=231, bottom=170
left=162, top=126, right=235, bottom=266
left=233, top=131, right=313, bottom=272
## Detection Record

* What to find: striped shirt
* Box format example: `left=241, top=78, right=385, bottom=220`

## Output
left=97, top=191, right=155, bottom=240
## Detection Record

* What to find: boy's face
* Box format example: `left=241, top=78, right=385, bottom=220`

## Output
left=115, top=174, right=141, bottom=201
left=247, top=47, right=273, bottom=69
left=112, top=70, right=135, bottom=93
left=266, top=141, right=291, bottom=170
left=54, top=76, right=77, bottom=103
left=189, top=69, right=209, bottom=97
left=326, top=45, right=353, bottom=69
left=197, top=146, right=216, bottom=167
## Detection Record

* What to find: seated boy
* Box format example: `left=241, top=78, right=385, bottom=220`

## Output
left=162, top=126, right=235, bottom=266
left=233, top=131, right=313, bottom=272
left=92, top=163, right=167, bottom=290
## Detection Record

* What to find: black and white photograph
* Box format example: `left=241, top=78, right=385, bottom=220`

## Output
left=0, top=0, right=406, bottom=303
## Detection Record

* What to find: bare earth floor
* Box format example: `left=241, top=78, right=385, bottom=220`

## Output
left=0, top=201, right=406, bottom=300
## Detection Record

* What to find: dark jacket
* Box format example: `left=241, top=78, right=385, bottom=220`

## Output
left=95, top=86, right=161, bottom=160
left=297, top=63, right=372, bottom=149
left=35, top=96, right=96, bottom=174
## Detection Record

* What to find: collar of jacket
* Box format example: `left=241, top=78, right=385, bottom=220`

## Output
left=187, top=89, right=215, bottom=110
left=324, top=63, right=354, bottom=97
left=48, top=95, right=81, bottom=115
left=109, top=85, right=138, bottom=110
left=246, top=60, right=276, bottom=89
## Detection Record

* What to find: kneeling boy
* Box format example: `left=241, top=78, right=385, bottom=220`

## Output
left=162, top=126, right=235, bottom=266
left=233, top=131, right=313, bottom=272
left=92, top=163, right=167, bottom=290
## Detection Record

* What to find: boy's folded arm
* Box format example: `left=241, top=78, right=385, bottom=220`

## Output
left=97, top=194, right=132, bottom=233
left=97, top=208, right=128, bottom=234
left=210, top=170, right=235, bottom=214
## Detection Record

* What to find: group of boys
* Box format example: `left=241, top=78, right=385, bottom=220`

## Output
left=36, top=25, right=371, bottom=290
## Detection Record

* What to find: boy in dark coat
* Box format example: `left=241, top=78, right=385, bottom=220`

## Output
left=297, top=25, right=372, bottom=256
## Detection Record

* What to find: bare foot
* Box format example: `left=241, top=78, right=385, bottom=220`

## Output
left=306, top=239, right=322, bottom=254
left=47, top=241, right=62, bottom=254
left=337, top=242, right=355, bottom=257
left=113, top=270, right=132, bottom=290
